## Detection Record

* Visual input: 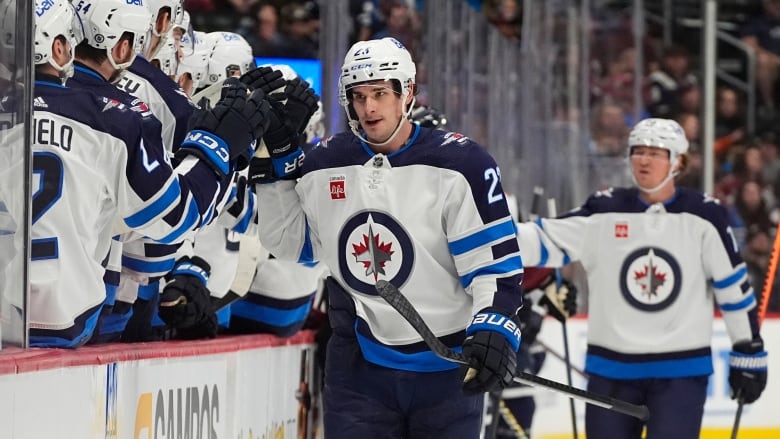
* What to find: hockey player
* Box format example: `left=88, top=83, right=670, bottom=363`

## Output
left=248, top=37, right=524, bottom=438
left=30, top=0, right=271, bottom=347
left=515, top=118, right=768, bottom=438
left=117, top=0, right=194, bottom=153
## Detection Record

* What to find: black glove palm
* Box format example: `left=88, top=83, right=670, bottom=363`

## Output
left=180, top=78, right=271, bottom=175
left=461, top=308, right=521, bottom=394
left=159, top=256, right=218, bottom=339
left=283, top=77, right=319, bottom=134
left=239, top=66, right=287, bottom=94
left=729, top=337, right=768, bottom=404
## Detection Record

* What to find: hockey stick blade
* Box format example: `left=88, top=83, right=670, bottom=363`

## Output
left=375, top=280, right=650, bottom=421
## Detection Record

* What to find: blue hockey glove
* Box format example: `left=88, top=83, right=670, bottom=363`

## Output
left=729, top=337, right=768, bottom=404
left=461, top=308, right=521, bottom=394
left=179, top=78, right=271, bottom=175
left=159, top=256, right=218, bottom=339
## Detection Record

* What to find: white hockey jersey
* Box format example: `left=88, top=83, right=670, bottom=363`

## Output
left=29, top=75, right=231, bottom=347
left=516, top=187, right=760, bottom=379
left=255, top=125, right=524, bottom=372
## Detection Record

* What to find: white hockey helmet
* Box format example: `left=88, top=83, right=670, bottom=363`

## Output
left=628, top=118, right=690, bottom=193
left=74, top=0, right=151, bottom=71
left=176, top=31, right=210, bottom=93
left=338, top=37, right=416, bottom=108
left=33, top=0, right=84, bottom=79
left=150, top=28, right=178, bottom=76
left=202, top=32, right=254, bottom=86
left=146, top=0, right=184, bottom=35
left=628, top=118, right=689, bottom=159
left=338, top=37, right=416, bottom=146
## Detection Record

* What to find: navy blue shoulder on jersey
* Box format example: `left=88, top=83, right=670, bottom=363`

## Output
left=128, top=57, right=195, bottom=147
left=35, top=77, right=144, bottom=147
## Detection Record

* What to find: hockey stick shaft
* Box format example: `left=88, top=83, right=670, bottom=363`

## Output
left=534, top=339, right=589, bottom=379
left=375, top=280, right=650, bottom=421
left=758, top=225, right=780, bottom=324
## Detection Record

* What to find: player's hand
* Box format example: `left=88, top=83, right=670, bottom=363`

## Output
left=729, top=337, right=768, bottom=404
left=158, top=256, right=218, bottom=339
left=248, top=98, right=304, bottom=183
left=539, top=279, right=577, bottom=322
left=239, top=66, right=287, bottom=94
left=179, top=78, right=271, bottom=175
left=461, top=308, right=520, bottom=394
left=281, top=77, right=319, bottom=134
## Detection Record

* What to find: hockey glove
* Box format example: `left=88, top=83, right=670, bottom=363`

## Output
left=729, top=337, right=768, bottom=404
left=158, top=256, right=218, bottom=339
left=539, top=278, right=577, bottom=322
left=461, top=308, right=521, bottom=394
left=516, top=304, right=544, bottom=346
left=239, top=66, right=287, bottom=94
left=249, top=100, right=304, bottom=183
left=179, top=78, right=271, bottom=175
left=281, top=77, right=319, bottom=134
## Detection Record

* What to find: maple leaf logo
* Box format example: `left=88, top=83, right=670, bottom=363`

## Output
left=634, top=264, right=666, bottom=299
left=351, top=223, right=394, bottom=281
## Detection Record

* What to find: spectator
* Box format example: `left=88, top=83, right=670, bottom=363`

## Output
left=727, top=178, right=774, bottom=249
left=372, top=0, right=421, bottom=60
left=588, top=101, right=632, bottom=190
left=741, top=0, right=780, bottom=114
left=275, top=2, right=319, bottom=59
left=743, top=225, right=773, bottom=292
left=714, top=87, right=747, bottom=159
left=482, top=0, right=523, bottom=41
left=249, top=2, right=286, bottom=57
left=646, top=45, right=697, bottom=119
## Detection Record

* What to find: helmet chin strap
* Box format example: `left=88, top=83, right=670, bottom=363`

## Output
left=632, top=157, right=679, bottom=194
left=348, top=95, right=416, bottom=148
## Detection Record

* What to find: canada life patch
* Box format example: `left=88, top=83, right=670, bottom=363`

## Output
left=615, top=222, right=629, bottom=238
left=330, top=176, right=346, bottom=200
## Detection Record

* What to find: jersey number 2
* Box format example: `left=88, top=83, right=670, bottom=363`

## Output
left=31, top=152, right=63, bottom=260
left=484, top=167, right=504, bottom=204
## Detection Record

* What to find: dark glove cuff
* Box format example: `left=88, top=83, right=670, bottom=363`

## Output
left=465, top=308, right=522, bottom=352
left=171, top=256, right=211, bottom=286
left=180, top=129, right=231, bottom=175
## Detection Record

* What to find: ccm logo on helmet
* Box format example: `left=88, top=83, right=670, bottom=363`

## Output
left=351, top=63, right=372, bottom=71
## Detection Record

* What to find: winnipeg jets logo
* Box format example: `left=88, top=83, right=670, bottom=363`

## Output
left=633, top=249, right=666, bottom=299
left=620, top=247, right=681, bottom=311
left=352, top=222, right=394, bottom=281
left=338, top=211, right=414, bottom=295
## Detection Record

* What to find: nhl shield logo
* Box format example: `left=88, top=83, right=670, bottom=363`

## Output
left=619, top=247, right=681, bottom=311
left=338, top=210, right=414, bottom=295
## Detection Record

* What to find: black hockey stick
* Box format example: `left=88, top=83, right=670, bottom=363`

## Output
left=375, top=280, right=650, bottom=421
left=730, top=393, right=744, bottom=439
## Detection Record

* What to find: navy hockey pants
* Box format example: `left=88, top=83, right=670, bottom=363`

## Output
left=585, top=373, right=708, bottom=439
left=323, top=334, right=484, bottom=439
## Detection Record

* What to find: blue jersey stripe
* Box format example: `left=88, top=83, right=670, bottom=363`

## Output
left=230, top=299, right=312, bottom=327
left=121, top=255, right=175, bottom=275
left=585, top=353, right=713, bottom=379
left=460, top=255, right=524, bottom=288
left=124, top=179, right=181, bottom=228
left=449, top=218, right=516, bottom=256
left=355, top=329, right=461, bottom=372
left=297, top=219, right=315, bottom=264
left=157, top=199, right=201, bottom=244
left=720, top=293, right=756, bottom=312
left=713, top=265, right=747, bottom=289
left=233, top=191, right=255, bottom=234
